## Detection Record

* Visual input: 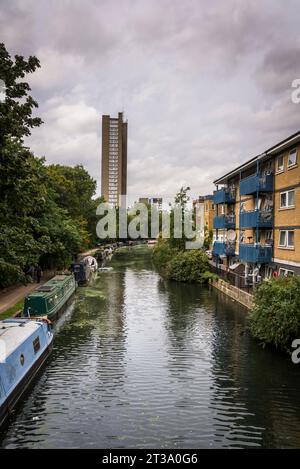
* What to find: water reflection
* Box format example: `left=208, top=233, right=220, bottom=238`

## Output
left=1, top=247, right=300, bottom=448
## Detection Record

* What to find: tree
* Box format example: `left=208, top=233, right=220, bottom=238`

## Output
left=248, top=277, right=300, bottom=353
left=47, top=164, right=99, bottom=248
left=169, top=186, right=191, bottom=250
left=0, top=43, right=98, bottom=287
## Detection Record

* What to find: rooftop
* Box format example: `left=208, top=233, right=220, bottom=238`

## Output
left=0, top=319, right=42, bottom=359
left=214, top=130, right=300, bottom=185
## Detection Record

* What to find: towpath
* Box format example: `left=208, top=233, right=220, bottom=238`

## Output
left=0, top=271, right=54, bottom=315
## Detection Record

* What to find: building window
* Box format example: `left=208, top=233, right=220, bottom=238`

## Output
left=279, top=268, right=294, bottom=278
left=265, top=230, right=273, bottom=244
left=279, top=230, right=295, bottom=248
left=288, top=148, right=297, bottom=168
left=280, top=190, right=295, bottom=208
left=276, top=155, right=284, bottom=172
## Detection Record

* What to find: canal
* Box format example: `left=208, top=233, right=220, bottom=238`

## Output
left=1, top=246, right=300, bottom=448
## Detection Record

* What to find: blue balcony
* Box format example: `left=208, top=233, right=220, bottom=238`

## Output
left=213, top=189, right=236, bottom=205
left=239, top=243, right=272, bottom=263
left=239, top=210, right=273, bottom=229
left=213, top=215, right=236, bottom=230
left=213, top=241, right=236, bottom=257
left=240, top=173, right=273, bottom=196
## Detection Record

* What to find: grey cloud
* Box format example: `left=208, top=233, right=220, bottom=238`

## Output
left=255, top=45, right=300, bottom=95
left=1, top=0, right=300, bottom=198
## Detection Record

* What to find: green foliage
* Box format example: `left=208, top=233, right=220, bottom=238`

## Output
left=0, top=42, right=42, bottom=143
left=0, top=299, right=24, bottom=320
left=46, top=164, right=99, bottom=249
left=201, top=271, right=219, bottom=282
left=166, top=249, right=209, bottom=283
left=248, top=277, right=300, bottom=353
left=0, top=260, right=26, bottom=288
left=152, top=187, right=211, bottom=284
left=168, top=186, right=191, bottom=251
left=203, top=226, right=213, bottom=250
left=0, top=43, right=100, bottom=287
left=152, top=240, right=210, bottom=284
left=152, top=239, right=178, bottom=272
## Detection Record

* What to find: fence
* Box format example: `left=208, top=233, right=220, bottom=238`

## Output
left=209, top=264, right=253, bottom=293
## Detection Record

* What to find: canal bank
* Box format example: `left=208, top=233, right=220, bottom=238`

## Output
left=1, top=246, right=300, bottom=449
left=209, top=278, right=254, bottom=309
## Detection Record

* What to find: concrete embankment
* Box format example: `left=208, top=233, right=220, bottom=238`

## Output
left=209, top=278, right=254, bottom=310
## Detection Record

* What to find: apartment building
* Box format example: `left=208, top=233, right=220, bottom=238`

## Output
left=212, top=130, right=300, bottom=283
left=101, top=112, right=127, bottom=205
left=138, top=197, right=163, bottom=210
left=193, top=195, right=215, bottom=249
left=193, top=195, right=215, bottom=231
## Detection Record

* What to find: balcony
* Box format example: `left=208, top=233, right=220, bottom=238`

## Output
left=239, top=243, right=272, bottom=263
left=213, top=214, right=236, bottom=230
left=239, top=210, right=273, bottom=229
left=213, top=241, right=236, bottom=257
left=213, top=188, right=236, bottom=205
left=240, top=173, right=273, bottom=196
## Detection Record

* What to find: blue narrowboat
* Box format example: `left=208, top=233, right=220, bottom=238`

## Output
left=0, top=318, right=53, bottom=427
left=22, top=274, right=76, bottom=321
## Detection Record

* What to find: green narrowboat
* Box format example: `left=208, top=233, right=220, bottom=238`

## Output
left=22, top=275, right=76, bottom=321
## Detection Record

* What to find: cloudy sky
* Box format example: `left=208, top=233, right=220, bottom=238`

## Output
left=1, top=0, right=300, bottom=199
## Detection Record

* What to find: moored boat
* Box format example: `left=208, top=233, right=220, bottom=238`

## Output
left=22, top=274, right=76, bottom=321
left=0, top=318, right=53, bottom=428
left=83, top=256, right=98, bottom=272
left=70, top=261, right=92, bottom=286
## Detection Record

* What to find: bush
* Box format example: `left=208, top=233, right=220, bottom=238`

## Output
left=166, top=249, right=209, bottom=283
left=248, top=276, right=300, bottom=353
left=0, top=259, right=26, bottom=288
left=152, top=239, right=178, bottom=272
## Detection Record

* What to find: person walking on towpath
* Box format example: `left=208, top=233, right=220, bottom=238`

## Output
left=35, top=265, right=43, bottom=283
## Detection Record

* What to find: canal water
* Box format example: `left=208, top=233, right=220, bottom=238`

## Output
left=1, top=246, right=300, bottom=448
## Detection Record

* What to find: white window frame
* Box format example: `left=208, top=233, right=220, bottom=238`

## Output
left=276, top=155, right=284, bottom=173
left=279, top=268, right=294, bottom=278
left=279, top=190, right=295, bottom=209
left=278, top=230, right=295, bottom=249
left=288, top=148, right=297, bottom=168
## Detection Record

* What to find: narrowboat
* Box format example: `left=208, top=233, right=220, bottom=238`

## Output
left=22, top=274, right=76, bottom=321
left=83, top=256, right=98, bottom=272
left=70, top=261, right=92, bottom=286
left=0, top=318, right=53, bottom=428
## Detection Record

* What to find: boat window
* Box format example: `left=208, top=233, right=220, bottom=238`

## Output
left=33, top=337, right=41, bottom=354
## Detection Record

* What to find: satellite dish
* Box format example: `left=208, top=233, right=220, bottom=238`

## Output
left=227, top=229, right=236, bottom=242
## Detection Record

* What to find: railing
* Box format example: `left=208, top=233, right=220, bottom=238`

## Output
left=213, top=214, right=236, bottom=230
left=209, top=264, right=253, bottom=292
left=240, top=173, right=273, bottom=196
left=213, top=240, right=236, bottom=257
left=239, top=243, right=272, bottom=263
left=239, top=210, right=273, bottom=229
left=213, top=188, right=236, bottom=205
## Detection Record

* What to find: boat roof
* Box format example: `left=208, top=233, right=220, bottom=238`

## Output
left=0, top=319, right=42, bottom=359
left=26, top=275, right=73, bottom=299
